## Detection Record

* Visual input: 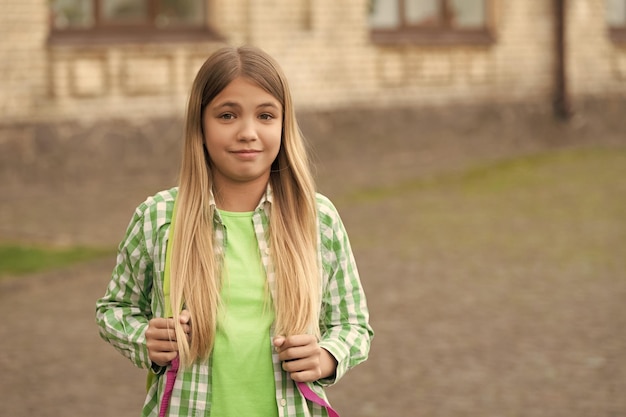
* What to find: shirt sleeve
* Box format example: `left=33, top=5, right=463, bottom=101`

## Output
left=95, top=203, right=155, bottom=370
left=316, top=196, right=374, bottom=386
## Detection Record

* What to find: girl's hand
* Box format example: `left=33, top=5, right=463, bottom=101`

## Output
left=273, top=335, right=338, bottom=383
left=145, top=310, right=192, bottom=367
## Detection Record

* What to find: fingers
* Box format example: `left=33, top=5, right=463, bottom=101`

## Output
left=146, top=317, right=179, bottom=367
left=273, top=335, right=285, bottom=348
left=274, top=334, right=317, bottom=359
left=179, top=310, right=192, bottom=342
left=145, top=312, right=194, bottom=367
left=149, top=350, right=179, bottom=368
left=281, top=357, right=321, bottom=382
left=273, top=335, right=323, bottom=382
left=146, top=318, right=177, bottom=341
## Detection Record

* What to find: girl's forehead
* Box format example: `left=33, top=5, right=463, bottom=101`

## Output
left=209, top=77, right=282, bottom=108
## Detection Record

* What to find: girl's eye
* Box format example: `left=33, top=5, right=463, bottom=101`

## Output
left=219, top=113, right=235, bottom=120
left=259, top=113, right=274, bottom=120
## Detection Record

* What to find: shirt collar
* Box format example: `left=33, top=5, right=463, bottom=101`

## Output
left=208, top=183, right=273, bottom=213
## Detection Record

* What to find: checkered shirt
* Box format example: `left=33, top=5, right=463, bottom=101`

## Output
left=95, top=186, right=373, bottom=416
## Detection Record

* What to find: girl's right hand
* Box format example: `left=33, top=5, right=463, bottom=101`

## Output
left=145, top=310, right=192, bottom=367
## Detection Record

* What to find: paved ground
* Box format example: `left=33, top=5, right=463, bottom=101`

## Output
left=1, top=99, right=625, bottom=417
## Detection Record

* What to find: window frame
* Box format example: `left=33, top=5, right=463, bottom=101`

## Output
left=48, top=0, right=221, bottom=45
left=370, top=0, right=495, bottom=45
left=610, top=28, right=626, bottom=44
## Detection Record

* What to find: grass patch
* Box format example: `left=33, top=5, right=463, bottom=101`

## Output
left=342, top=147, right=626, bottom=268
left=0, top=244, right=114, bottom=279
left=344, top=147, right=626, bottom=203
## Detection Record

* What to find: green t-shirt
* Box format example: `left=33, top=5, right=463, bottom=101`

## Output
left=210, top=210, right=278, bottom=417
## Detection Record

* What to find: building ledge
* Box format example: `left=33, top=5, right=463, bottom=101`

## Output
left=48, top=28, right=223, bottom=46
left=370, top=29, right=495, bottom=46
left=609, top=28, right=626, bottom=45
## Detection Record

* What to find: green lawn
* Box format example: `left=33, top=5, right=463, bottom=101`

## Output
left=0, top=244, right=114, bottom=279
left=344, top=146, right=626, bottom=269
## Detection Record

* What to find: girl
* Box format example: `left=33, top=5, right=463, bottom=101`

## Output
left=95, top=45, right=373, bottom=417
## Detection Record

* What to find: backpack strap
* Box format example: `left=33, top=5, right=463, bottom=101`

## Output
left=156, top=197, right=179, bottom=417
left=297, top=382, right=340, bottom=417
left=146, top=197, right=178, bottom=394
left=162, top=197, right=177, bottom=318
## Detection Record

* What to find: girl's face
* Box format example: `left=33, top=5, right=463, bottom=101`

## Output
left=203, top=76, right=283, bottom=190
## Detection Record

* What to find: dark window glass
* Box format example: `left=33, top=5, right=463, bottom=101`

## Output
left=100, top=0, right=149, bottom=25
left=369, top=0, right=491, bottom=44
left=52, top=0, right=94, bottom=29
left=607, top=0, right=626, bottom=27
left=156, top=0, right=204, bottom=28
left=50, top=0, right=204, bottom=30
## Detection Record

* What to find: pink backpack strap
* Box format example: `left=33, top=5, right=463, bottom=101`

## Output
left=157, top=198, right=179, bottom=417
left=296, top=381, right=340, bottom=417
left=158, top=357, right=180, bottom=417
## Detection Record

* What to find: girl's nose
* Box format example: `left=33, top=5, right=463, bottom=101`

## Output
left=237, top=118, right=258, bottom=142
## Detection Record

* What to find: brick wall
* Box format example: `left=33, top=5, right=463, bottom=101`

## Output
left=46, top=43, right=221, bottom=122
left=0, top=0, right=624, bottom=123
left=0, top=0, right=48, bottom=121
left=568, top=0, right=626, bottom=96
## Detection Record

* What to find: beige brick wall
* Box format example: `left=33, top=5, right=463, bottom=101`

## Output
left=568, top=0, right=626, bottom=96
left=490, top=1, right=555, bottom=100
left=0, top=0, right=48, bottom=121
left=0, top=0, right=624, bottom=123
left=45, top=43, right=222, bottom=122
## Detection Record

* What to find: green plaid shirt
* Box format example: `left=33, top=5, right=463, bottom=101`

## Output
left=95, top=187, right=373, bottom=416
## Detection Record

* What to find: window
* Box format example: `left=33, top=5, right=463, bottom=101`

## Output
left=369, top=0, right=493, bottom=45
left=607, top=0, right=626, bottom=42
left=50, top=0, right=217, bottom=44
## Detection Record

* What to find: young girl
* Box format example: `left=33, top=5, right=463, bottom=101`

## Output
left=95, top=45, right=373, bottom=417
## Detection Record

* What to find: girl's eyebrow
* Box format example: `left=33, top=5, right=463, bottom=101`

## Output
left=214, top=101, right=241, bottom=110
left=257, top=102, right=281, bottom=110
left=213, top=101, right=281, bottom=111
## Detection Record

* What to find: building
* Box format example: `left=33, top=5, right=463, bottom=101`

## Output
left=1, top=0, right=625, bottom=123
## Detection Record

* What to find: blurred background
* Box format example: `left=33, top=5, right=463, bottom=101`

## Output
left=1, top=1, right=625, bottom=416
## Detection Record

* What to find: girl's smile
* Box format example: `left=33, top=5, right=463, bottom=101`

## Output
left=230, top=149, right=262, bottom=160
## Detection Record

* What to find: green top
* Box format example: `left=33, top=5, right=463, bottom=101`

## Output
left=210, top=210, right=278, bottom=416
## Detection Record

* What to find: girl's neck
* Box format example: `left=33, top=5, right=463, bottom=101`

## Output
left=213, top=175, right=269, bottom=212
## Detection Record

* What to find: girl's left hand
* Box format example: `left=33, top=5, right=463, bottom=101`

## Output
left=273, top=335, right=338, bottom=382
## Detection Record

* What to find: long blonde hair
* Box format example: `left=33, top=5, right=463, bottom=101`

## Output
left=170, top=45, right=319, bottom=368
